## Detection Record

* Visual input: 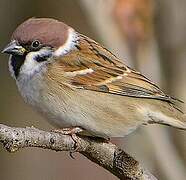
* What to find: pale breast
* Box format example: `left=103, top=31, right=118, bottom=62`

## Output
left=16, top=70, right=144, bottom=138
left=16, top=71, right=81, bottom=128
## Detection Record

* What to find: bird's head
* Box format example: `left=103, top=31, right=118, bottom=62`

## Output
left=2, top=18, right=79, bottom=79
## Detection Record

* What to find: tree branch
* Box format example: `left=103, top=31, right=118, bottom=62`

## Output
left=0, top=124, right=157, bottom=180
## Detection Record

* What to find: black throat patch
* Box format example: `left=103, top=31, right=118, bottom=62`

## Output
left=10, top=55, right=26, bottom=78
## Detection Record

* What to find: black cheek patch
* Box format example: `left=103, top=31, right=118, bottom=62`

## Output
left=34, top=52, right=52, bottom=62
left=34, top=54, right=51, bottom=62
left=10, top=55, right=26, bottom=78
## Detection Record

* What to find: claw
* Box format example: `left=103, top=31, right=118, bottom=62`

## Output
left=69, top=151, right=76, bottom=159
left=52, top=127, right=83, bottom=158
left=52, top=127, right=83, bottom=135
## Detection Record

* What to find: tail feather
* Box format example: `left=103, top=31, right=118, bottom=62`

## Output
left=148, top=111, right=186, bottom=130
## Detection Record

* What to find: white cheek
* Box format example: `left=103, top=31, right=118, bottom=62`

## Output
left=21, top=52, right=39, bottom=73
left=18, top=49, right=49, bottom=81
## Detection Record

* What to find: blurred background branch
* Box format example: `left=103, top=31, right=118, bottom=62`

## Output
left=80, top=1, right=186, bottom=180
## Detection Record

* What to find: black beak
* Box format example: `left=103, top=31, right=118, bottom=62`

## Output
left=2, top=40, right=26, bottom=55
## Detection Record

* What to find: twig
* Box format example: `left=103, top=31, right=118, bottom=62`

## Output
left=0, top=124, right=157, bottom=180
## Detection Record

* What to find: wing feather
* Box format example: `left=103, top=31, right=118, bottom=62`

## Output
left=55, top=34, right=181, bottom=104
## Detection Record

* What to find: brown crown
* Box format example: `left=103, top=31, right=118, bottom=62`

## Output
left=12, top=18, right=70, bottom=48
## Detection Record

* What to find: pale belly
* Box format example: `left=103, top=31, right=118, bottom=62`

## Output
left=17, top=76, right=145, bottom=138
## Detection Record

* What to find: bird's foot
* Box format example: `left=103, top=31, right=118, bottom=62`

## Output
left=52, top=127, right=83, bottom=135
left=52, top=127, right=83, bottom=158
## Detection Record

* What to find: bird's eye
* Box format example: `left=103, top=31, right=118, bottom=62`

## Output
left=31, top=40, right=41, bottom=49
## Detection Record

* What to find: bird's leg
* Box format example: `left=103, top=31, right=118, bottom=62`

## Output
left=52, top=127, right=83, bottom=158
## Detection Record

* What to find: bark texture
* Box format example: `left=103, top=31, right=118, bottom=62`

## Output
left=0, top=124, right=157, bottom=180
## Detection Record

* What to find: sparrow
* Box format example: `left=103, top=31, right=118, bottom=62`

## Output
left=2, top=18, right=186, bottom=138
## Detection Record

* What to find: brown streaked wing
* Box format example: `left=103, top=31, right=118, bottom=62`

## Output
left=71, top=65, right=173, bottom=102
left=58, top=35, right=177, bottom=104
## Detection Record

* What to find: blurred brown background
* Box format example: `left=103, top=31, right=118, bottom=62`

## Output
left=0, top=0, right=185, bottom=180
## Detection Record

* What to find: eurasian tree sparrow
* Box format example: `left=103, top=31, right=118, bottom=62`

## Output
left=2, top=18, right=186, bottom=138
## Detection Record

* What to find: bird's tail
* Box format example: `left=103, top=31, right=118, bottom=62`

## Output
left=145, top=102, right=186, bottom=130
left=150, top=112, right=186, bottom=130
